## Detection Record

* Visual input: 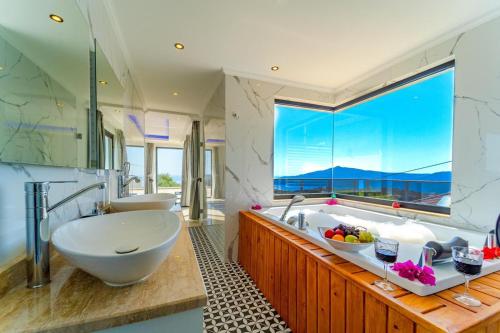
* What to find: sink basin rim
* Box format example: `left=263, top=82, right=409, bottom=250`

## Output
left=52, top=210, right=181, bottom=259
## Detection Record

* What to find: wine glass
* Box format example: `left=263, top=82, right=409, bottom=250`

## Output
left=374, top=238, right=399, bottom=291
left=452, top=246, right=484, bottom=307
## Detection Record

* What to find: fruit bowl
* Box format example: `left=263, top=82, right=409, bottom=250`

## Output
left=318, top=226, right=374, bottom=252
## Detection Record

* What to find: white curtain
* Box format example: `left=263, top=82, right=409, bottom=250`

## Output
left=115, top=129, right=127, bottom=169
left=180, top=135, right=191, bottom=206
left=145, top=142, right=155, bottom=194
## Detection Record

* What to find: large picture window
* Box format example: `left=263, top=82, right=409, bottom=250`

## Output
left=274, top=62, right=454, bottom=214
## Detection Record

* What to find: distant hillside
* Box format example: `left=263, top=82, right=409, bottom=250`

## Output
left=281, top=166, right=451, bottom=181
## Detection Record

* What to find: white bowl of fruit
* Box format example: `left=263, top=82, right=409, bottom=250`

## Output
left=319, top=224, right=374, bottom=252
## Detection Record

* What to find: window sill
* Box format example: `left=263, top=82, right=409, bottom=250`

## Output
left=272, top=196, right=450, bottom=223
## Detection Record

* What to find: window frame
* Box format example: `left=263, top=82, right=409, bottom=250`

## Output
left=104, top=130, right=114, bottom=169
left=274, top=60, right=455, bottom=215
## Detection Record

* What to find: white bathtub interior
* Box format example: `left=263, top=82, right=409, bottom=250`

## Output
left=252, top=203, right=499, bottom=296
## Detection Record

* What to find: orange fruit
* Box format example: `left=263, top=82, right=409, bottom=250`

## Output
left=332, top=234, right=344, bottom=242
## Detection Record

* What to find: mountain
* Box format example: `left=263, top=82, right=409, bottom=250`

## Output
left=282, top=166, right=451, bottom=181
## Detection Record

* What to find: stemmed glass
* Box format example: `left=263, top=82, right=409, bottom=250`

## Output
left=452, top=246, right=484, bottom=307
left=374, top=238, right=399, bottom=291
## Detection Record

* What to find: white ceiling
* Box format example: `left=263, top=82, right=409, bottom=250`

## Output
left=107, top=0, right=500, bottom=115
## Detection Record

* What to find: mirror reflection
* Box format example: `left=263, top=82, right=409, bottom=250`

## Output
left=96, top=42, right=145, bottom=176
left=0, top=0, right=91, bottom=168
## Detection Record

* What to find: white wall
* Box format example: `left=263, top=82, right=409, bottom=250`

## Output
left=224, top=75, right=332, bottom=261
left=224, top=15, right=500, bottom=261
left=333, top=16, right=500, bottom=234
left=0, top=0, right=139, bottom=268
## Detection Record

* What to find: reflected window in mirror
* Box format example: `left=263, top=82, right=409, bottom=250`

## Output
left=205, top=149, right=212, bottom=198
left=126, top=145, right=145, bottom=195
left=104, top=130, right=114, bottom=169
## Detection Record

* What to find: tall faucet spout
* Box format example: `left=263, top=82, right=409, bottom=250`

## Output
left=122, top=176, right=140, bottom=187
left=279, top=195, right=306, bottom=221
left=48, top=182, right=106, bottom=212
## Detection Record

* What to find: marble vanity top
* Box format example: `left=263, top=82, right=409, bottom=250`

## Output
left=0, top=214, right=207, bottom=333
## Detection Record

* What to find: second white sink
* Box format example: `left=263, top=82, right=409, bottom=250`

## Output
left=52, top=210, right=181, bottom=286
left=111, top=193, right=177, bottom=212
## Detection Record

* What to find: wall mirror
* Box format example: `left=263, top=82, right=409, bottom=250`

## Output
left=96, top=42, right=145, bottom=171
left=0, top=0, right=91, bottom=168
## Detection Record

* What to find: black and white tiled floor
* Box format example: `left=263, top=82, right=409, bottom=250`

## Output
left=189, top=227, right=291, bottom=333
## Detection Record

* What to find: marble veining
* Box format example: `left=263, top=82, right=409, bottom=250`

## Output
left=0, top=163, right=117, bottom=268
left=0, top=34, right=85, bottom=168
left=224, top=16, right=500, bottom=261
left=224, top=75, right=332, bottom=261
left=0, top=221, right=207, bottom=333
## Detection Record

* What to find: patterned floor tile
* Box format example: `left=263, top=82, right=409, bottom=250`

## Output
left=189, top=227, right=291, bottom=333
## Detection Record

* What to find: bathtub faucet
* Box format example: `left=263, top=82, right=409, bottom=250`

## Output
left=279, top=195, right=306, bottom=221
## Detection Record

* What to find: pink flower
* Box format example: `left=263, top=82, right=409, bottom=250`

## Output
left=391, top=260, right=436, bottom=286
left=326, top=198, right=338, bottom=205
left=251, top=204, right=262, bottom=210
left=418, top=266, right=436, bottom=286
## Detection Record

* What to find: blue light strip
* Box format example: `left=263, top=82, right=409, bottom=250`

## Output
left=144, top=134, right=170, bottom=140
left=5, top=121, right=77, bottom=133
left=127, top=114, right=145, bottom=135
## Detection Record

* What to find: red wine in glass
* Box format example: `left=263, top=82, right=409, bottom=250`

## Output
left=454, top=257, right=482, bottom=276
left=451, top=246, right=484, bottom=307
left=374, top=238, right=399, bottom=291
left=375, top=249, right=398, bottom=263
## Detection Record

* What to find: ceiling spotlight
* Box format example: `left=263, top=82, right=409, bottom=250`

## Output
left=0, top=66, right=3, bottom=71
left=173, top=92, right=179, bottom=96
left=49, top=14, right=64, bottom=23
left=98, top=80, right=108, bottom=85
left=271, top=65, right=279, bottom=71
left=174, top=43, right=185, bottom=50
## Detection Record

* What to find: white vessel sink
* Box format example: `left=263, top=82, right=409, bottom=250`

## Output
left=111, top=193, right=177, bottom=212
left=52, top=210, right=181, bottom=286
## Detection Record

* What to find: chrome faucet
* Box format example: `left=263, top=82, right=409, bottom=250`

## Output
left=24, top=181, right=106, bottom=288
left=279, top=195, right=306, bottom=221
left=117, top=175, right=140, bottom=198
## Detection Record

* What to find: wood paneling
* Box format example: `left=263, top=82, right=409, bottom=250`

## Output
left=238, top=211, right=500, bottom=333
left=281, top=242, right=289, bottom=322
left=365, top=293, right=387, bottom=333
left=388, top=308, right=415, bottom=333
left=288, top=246, right=297, bottom=331
left=297, top=250, right=307, bottom=333
left=330, top=270, right=346, bottom=333
left=347, top=280, right=364, bottom=333
left=307, top=257, right=318, bottom=333
left=318, top=264, right=330, bottom=333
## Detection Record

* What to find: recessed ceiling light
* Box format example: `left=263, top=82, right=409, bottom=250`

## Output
left=0, top=66, right=3, bottom=71
left=56, top=102, right=64, bottom=107
left=98, top=80, right=108, bottom=85
left=174, top=43, right=185, bottom=50
left=49, top=14, right=64, bottom=23
left=173, top=92, right=179, bottom=96
left=271, top=65, right=279, bottom=71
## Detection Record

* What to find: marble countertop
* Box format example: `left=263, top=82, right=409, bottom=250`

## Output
left=0, top=214, right=207, bottom=333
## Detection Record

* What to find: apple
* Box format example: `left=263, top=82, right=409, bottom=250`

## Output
left=324, top=229, right=335, bottom=239
left=335, top=229, right=344, bottom=236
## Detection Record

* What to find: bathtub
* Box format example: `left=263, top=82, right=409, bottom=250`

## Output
left=251, top=203, right=499, bottom=296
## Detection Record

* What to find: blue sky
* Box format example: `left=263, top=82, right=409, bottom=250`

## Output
left=274, top=69, right=454, bottom=177
left=156, top=148, right=212, bottom=182
left=127, top=147, right=212, bottom=183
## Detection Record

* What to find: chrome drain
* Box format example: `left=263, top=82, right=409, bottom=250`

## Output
left=115, top=245, right=139, bottom=254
